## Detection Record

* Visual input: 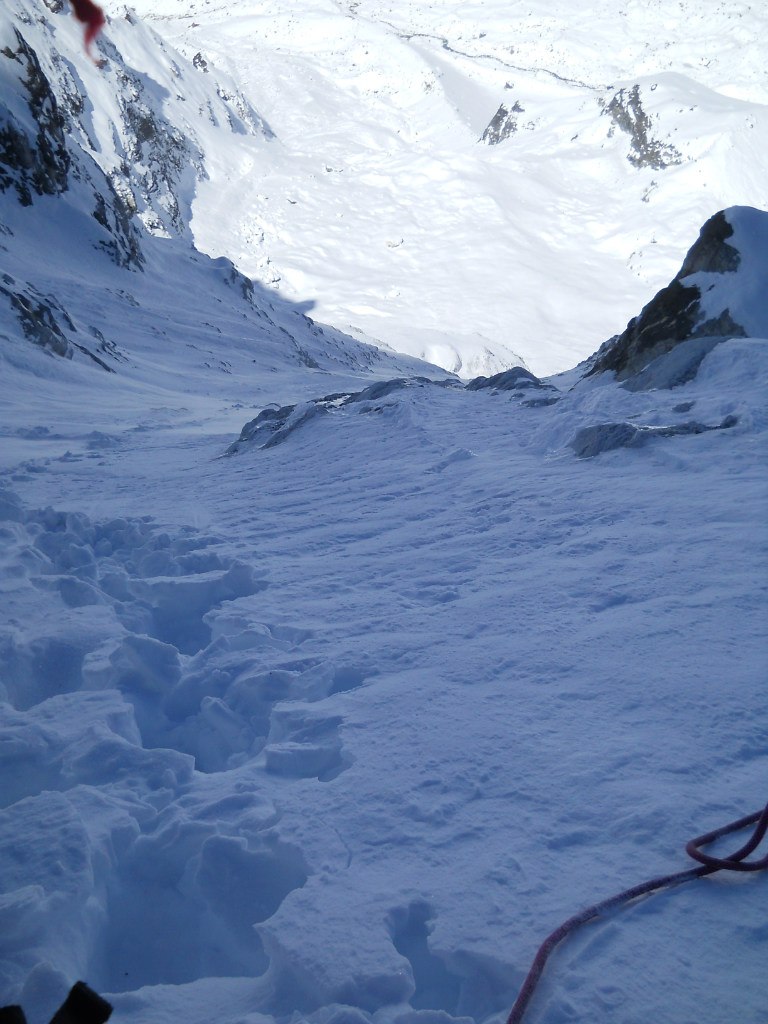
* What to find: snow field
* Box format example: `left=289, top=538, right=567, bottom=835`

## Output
left=2, top=2, right=768, bottom=1022
left=123, top=0, right=768, bottom=375
left=2, top=335, right=766, bottom=1024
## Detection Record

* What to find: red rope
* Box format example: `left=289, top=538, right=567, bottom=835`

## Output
left=507, top=802, right=768, bottom=1024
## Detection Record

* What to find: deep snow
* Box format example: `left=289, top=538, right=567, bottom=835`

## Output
left=1, top=3, right=768, bottom=1024
left=2, top=327, right=767, bottom=1024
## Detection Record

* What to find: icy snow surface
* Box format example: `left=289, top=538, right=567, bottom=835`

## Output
left=1, top=2, right=768, bottom=1024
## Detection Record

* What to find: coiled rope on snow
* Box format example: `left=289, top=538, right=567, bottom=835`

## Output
left=507, top=801, right=768, bottom=1024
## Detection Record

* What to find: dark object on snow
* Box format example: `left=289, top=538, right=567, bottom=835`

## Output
left=507, top=801, right=768, bottom=1024
left=1, top=982, right=112, bottom=1024
left=68, top=0, right=106, bottom=64
left=0, top=1008, right=27, bottom=1024
left=49, top=982, right=112, bottom=1024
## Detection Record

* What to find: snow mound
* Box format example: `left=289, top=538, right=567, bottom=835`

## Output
left=226, top=378, right=458, bottom=454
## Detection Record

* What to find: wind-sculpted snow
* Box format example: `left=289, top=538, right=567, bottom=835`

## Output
left=0, top=488, right=361, bottom=1011
left=228, top=324, right=758, bottom=460
left=226, top=378, right=458, bottom=453
left=2, top=324, right=767, bottom=1024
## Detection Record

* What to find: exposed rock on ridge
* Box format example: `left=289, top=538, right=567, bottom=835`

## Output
left=587, top=206, right=767, bottom=381
left=480, top=101, right=524, bottom=145
left=0, top=28, right=70, bottom=205
left=601, top=84, right=682, bottom=170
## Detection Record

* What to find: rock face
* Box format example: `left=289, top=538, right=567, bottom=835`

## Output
left=588, top=206, right=768, bottom=380
left=601, top=84, right=682, bottom=170
left=479, top=101, right=524, bottom=145
left=0, top=28, right=70, bottom=205
left=0, top=0, right=272, bottom=260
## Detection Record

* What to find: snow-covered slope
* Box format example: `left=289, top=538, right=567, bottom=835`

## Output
left=2, top=310, right=767, bottom=1024
left=1, top=4, right=767, bottom=1024
left=119, top=0, right=768, bottom=375
left=1, top=0, right=444, bottom=400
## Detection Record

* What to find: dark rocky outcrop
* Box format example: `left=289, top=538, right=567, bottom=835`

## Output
left=91, top=176, right=145, bottom=269
left=587, top=209, right=761, bottom=381
left=0, top=29, right=70, bottom=205
left=677, top=209, right=741, bottom=276
left=601, top=84, right=682, bottom=170
left=0, top=274, right=72, bottom=357
left=570, top=415, right=738, bottom=459
left=479, top=101, right=524, bottom=145
left=0, top=273, right=121, bottom=369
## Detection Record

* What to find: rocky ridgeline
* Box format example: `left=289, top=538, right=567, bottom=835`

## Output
left=1, top=0, right=429, bottom=379
left=224, top=205, right=767, bottom=460
left=1, top=0, right=269, bottom=247
left=588, top=206, right=768, bottom=380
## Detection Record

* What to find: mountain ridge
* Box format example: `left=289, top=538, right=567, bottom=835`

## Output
left=120, top=0, right=768, bottom=375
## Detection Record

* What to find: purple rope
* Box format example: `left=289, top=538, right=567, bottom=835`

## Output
left=507, top=802, right=768, bottom=1024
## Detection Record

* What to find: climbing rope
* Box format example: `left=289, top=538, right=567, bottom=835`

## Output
left=507, top=801, right=768, bottom=1024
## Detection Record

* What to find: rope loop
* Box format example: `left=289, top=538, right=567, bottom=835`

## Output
left=507, top=801, right=768, bottom=1024
left=686, top=803, right=768, bottom=871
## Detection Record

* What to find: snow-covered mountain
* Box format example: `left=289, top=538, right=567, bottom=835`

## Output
left=1, top=4, right=767, bottom=1024
left=110, top=0, right=767, bottom=375
left=4, top=0, right=767, bottom=377
left=1, top=0, right=446, bottom=394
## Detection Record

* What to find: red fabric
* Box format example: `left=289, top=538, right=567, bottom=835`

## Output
left=68, top=0, right=106, bottom=54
